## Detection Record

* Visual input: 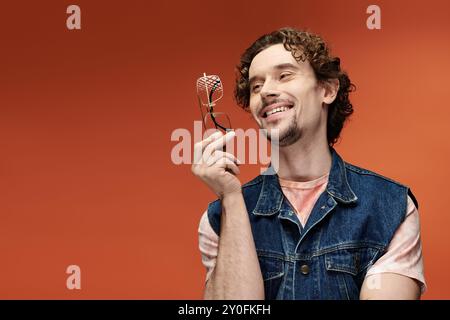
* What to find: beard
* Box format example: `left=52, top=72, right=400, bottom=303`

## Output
left=264, top=116, right=302, bottom=147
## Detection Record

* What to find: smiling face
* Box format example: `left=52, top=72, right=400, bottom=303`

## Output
left=248, top=44, right=329, bottom=146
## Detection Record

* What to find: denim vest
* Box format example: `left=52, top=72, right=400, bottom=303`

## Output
left=207, top=147, right=418, bottom=300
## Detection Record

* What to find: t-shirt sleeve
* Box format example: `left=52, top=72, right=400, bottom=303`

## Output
left=198, top=210, right=219, bottom=283
left=365, top=195, right=426, bottom=294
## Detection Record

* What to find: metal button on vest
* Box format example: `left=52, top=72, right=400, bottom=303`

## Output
left=300, top=264, right=310, bottom=275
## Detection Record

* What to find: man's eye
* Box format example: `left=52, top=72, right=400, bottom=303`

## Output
left=251, top=84, right=262, bottom=92
left=280, top=73, right=292, bottom=80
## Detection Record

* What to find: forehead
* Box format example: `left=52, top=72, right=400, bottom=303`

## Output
left=249, top=43, right=304, bottom=76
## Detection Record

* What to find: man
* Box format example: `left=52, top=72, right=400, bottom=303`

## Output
left=191, top=28, right=425, bottom=300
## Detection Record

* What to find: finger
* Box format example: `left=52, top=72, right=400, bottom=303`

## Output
left=215, top=158, right=240, bottom=175
left=204, top=130, right=235, bottom=160
left=204, top=130, right=222, bottom=140
left=205, top=150, right=238, bottom=167
left=193, top=131, right=223, bottom=164
left=206, top=151, right=241, bottom=167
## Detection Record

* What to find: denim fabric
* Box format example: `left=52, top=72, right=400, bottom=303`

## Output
left=207, top=147, right=418, bottom=300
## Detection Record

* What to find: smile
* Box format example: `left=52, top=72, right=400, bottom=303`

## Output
left=260, top=100, right=295, bottom=118
left=264, top=106, right=292, bottom=117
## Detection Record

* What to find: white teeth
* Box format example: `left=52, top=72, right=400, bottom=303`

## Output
left=266, top=106, right=290, bottom=117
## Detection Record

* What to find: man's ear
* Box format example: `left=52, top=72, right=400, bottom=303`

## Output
left=322, top=78, right=339, bottom=105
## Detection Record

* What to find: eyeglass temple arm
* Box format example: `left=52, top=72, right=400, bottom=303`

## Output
left=208, top=79, right=229, bottom=131
left=210, top=112, right=230, bottom=132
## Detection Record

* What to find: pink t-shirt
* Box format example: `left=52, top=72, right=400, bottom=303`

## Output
left=198, top=173, right=426, bottom=294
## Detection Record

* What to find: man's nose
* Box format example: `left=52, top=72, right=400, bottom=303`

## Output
left=260, top=80, right=280, bottom=99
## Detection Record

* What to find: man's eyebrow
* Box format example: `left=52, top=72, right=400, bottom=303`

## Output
left=249, top=63, right=300, bottom=85
left=273, top=63, right=300, bottom=71
left=249, top=75, right=261, bottom=86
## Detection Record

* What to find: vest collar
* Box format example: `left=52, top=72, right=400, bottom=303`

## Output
left=252, top=147, right=358, bottom=216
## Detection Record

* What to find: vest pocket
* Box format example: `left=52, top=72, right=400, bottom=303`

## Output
left=324, top=249, right=372, bottom=300
left=257, top=254, right=285, bottom=300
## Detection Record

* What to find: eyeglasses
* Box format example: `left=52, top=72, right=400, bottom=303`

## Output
left=196, top=73, right=232, bottom=133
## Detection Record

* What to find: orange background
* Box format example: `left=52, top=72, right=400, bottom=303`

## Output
left=0, top=0, right=449, bottom=299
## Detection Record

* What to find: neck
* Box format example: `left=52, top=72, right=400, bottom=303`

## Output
left=274, top=134, right=332, bottom=182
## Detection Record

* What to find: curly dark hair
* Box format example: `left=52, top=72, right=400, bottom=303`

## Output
left=235, top=27, right=355, bottom=146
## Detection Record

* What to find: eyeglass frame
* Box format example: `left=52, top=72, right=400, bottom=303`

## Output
left=196, top=76, right=232, bottom=133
